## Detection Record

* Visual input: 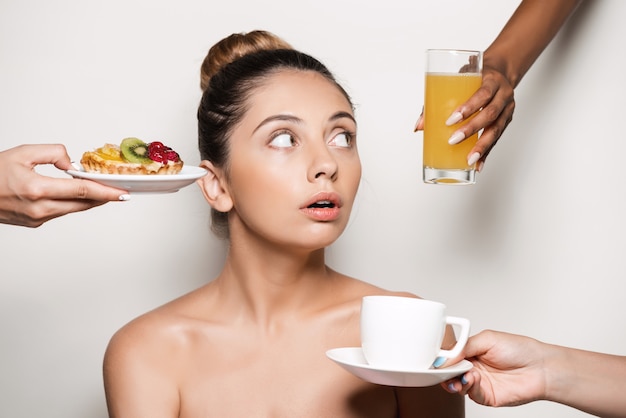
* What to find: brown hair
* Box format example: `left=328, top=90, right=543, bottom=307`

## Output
left=200, top=30, right=292, bottom=92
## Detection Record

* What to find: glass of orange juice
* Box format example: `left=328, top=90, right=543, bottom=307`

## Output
left=423, top=49, right=482, bottom=184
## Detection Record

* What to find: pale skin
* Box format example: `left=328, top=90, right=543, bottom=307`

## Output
left=442, top=330, right=626, bottom=418
left=103, top=70, right=464, bottom=417
left=0, top=144, right=127, bottom=227
left=414, top=0, right=583, bottom=170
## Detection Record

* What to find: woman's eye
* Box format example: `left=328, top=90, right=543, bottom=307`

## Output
left=330, top=132, right=353, bottom=148
left=269, top=132, right=296, bottom=148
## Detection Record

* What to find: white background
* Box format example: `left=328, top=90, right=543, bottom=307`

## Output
left=1, top=1, right=624, bottom=417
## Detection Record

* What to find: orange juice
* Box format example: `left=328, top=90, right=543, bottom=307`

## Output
left=423, top=72, right=481, bottom=170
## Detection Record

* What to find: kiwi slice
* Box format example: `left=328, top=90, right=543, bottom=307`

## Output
left=120, top=137, right=152, bottom=164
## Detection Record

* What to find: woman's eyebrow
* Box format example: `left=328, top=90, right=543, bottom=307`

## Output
left=330, top=111, right=356, bottom=124
left=253, top=111, right=356, bottom=134
left=253, top=114, right=302, bottom=133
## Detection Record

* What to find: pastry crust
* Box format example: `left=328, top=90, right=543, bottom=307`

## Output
left=80, top=144, right=184, bottom=175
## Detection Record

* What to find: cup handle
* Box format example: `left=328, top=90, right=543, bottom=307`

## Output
left=437, top=316, right=471, bottom=360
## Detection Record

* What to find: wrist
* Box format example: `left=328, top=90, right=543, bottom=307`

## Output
left=541, top=342, right=576, bottom=405
left=482, top=50, right=520, bottom=89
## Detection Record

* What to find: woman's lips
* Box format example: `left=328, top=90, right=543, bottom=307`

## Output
left=300, top=192, right=342, bottom=221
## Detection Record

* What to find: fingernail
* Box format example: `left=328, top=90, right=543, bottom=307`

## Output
left=119, top=194, right=131, bottom=201
left=432, top=357, right=446, bottom=368
left=447, top=382, right=458, bottom=393
left=448, top=131, right=465, bottom=145
left=461, top=373, right=469, bottom=385
left=413, top=114, right=423, bottom=132
left=477, top=161, right=485, bottom=173
left=445, top=111, right=463, bottom=126
left=467, top=152, right=481, bottom=166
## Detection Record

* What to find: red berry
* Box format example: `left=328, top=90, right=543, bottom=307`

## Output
left=147, top=141, right=179, bottom=163
left=149, top=150, right=166, bottom=163
left=149, top=141, right=164, bottom=151
left=164, top=150, right=180, bottom=162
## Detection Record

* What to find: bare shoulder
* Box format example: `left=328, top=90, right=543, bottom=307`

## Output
left=314, top=271, right=425, bottom=349
left=102, top=289, right=212, bottom=416
left=106, top=308, right=178, bottom=357
left=104, top=311, right=180, bottom=385
left=321, top=270, right=422, bottom=320
left=331, top=270, right=421, bottom=302
left=104, top=285, right=210, bottom=370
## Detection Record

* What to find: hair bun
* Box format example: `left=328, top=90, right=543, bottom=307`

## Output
left=200, top=30, right=292, bottom=91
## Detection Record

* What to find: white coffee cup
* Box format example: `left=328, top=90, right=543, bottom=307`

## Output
left=360, top=295, right=470, bottom=370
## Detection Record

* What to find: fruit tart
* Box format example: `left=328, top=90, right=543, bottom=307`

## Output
left=80, top=137, right=184, bottom=175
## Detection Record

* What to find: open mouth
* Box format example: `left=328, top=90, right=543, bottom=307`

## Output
left=308, top=200, right=336, bottom=209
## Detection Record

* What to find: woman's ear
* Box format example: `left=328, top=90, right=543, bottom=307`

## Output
left=197, top=160, right=233, bottom=212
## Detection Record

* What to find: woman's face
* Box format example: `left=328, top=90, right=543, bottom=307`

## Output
left=224, top=69, right=361, bottom=250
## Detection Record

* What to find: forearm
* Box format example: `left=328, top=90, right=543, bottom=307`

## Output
left=545, top=343, right=626, bottom=417
left=484, top=0, right=582, bottom=88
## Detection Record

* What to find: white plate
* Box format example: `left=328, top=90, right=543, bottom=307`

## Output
left=66, top=165, right=208, bottom=194
left=326, top=347, right=473, bottom=387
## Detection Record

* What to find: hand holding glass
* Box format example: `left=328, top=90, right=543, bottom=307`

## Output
left=423, top=49, right=482, bottom=184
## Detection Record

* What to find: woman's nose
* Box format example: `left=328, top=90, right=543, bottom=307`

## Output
left=308, top=144, right=338, bottom=182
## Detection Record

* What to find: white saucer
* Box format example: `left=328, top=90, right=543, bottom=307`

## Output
left=66, top=165, right=208, bottom=194
left=326, top=347, right=473, bottom=387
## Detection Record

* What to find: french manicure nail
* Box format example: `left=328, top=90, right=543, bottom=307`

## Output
left=119, top=194, right=131, bottom=201
left=448, top=131, right=465, bottom=145
left=413, top=114, right=423, bottom=132
left=467, top=152, right=481, bottom=166
left=445, top=111, right=463, bottom=126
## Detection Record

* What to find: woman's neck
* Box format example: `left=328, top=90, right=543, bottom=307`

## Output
left=210, top=234, right=336, bottom=332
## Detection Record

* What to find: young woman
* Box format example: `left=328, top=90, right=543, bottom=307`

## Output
left=103, top=30, right=464, bottom=418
